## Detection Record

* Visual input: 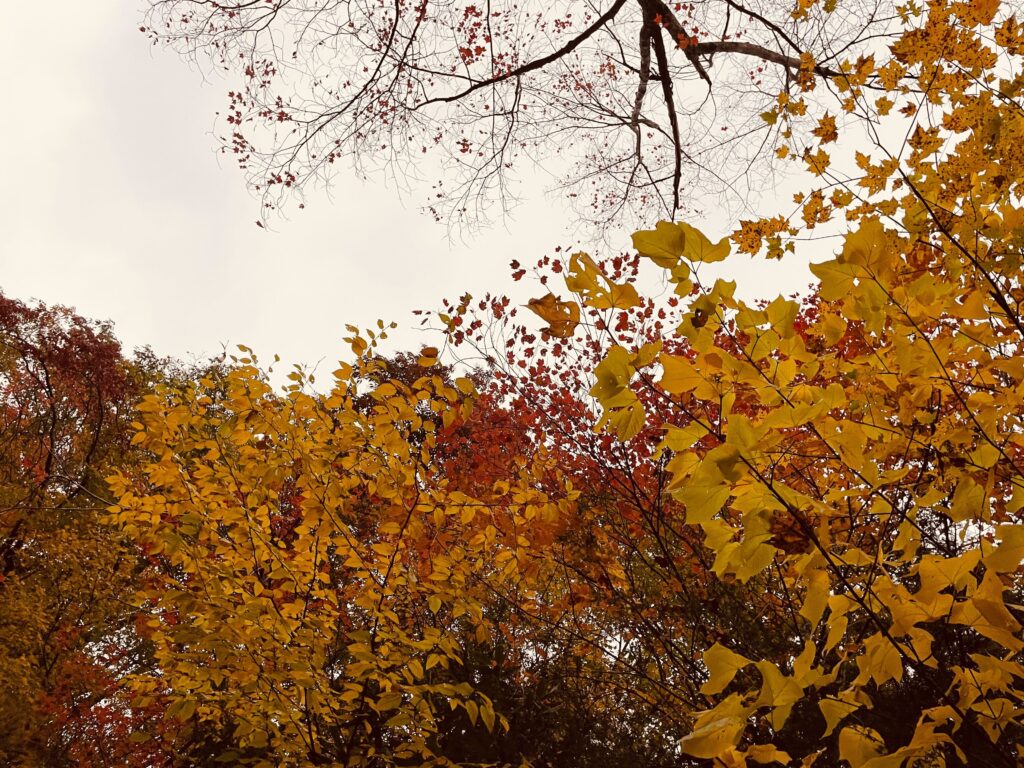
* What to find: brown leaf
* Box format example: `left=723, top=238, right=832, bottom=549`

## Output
left=526, top=294, right=580, bottom=338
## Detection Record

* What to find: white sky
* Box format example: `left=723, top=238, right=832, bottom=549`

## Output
left=0, top=2, right=817, bottom=372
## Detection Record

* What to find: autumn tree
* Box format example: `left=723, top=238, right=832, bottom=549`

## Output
left=114, top=2, right=1024, bottom=767
left=0, top=294, right=172, bottom=767
left=143, top=0, right=896, bottom=232
left=110, top=336, right=560, bottom=765
left=427, top=357, right=688, bottom=767
left=437, top=251, right=840, bottom=759
left=115, top=328, right=698, bottom=767
left=470, top=1, right=1024, bottom=763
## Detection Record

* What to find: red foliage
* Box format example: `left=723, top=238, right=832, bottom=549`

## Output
left=0, top=293, right=170, bottom=766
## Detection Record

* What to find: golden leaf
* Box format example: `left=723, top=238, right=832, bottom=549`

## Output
left=526, top=293, right=580, bottom=338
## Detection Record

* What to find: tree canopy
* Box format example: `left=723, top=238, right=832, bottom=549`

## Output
left=2, top=0, right=1023, bottom=765
left=0, top=293, right=173, bottom=767
left=110, top=3, right=1024, bottom=764
left=143, top=0, right=904, bottom=232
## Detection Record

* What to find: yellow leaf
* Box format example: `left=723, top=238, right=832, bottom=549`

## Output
left=679, top=717, right=745, bottom=759
left=607, top=400, right=646, bottom=441
left=707, top=443, right=744, bottom=482
left=856, top=632, right=904, bottom=686
left=454, top=377, right=476, bottom=395
left=679, top=222, right=731, bottom=263
left=661, top=423, right=707, bottom=453
left=659, top=353, right=703, bottom=395
left=677, top=476, right=731, bottom=524
left=983, top=524, right=1024, bottom=573
left=811, top=112, right=839, bottom=143
left=765, top=296, right=799, bottom=337
left=675, top=447, right=741, bottom=524
left=842, top=218, right=892, bottom=278
left=970, top=569, right=1023, bottom=649
left=804, top=147, right=831, bottom=175
left=376, top=691, right=403, bottom=712
left=949, top=477, right=985, bottom=522
left=480, top=700, right=496, bottom=732
left=171, top=698, right=197, bottom=721
left=819, top=697, right=858, bottom=737
left=799, top=568, right=830, bottom=627
left=633, top=221, right=730, bottom=266
left=792, top=639, right=822, bottom=688
left=700, top=643, right=752, bottom=695
left=754, top=661, right=802, bottom=729
left=633, top=340, right=663, bottom=368
left=809, top=259, right=858, bottom=301
left=839, top=726, right=886, bottom=767
left=565, top=252, right=641, bottom=310
left=746, top=744, right=792, bottom=764
left=417, top=346, right=439, bottom=367
left=632, top=221, right=687, bottom=267
left=349, top=335, right=368, bottom=356
left=725, top=414, right=768, bottom=453
left=962, top=0, right=999, bottom=26
left=590, top=346, right=636, bottom=408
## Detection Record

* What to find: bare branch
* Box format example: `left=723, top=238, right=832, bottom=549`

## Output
left=421, top=0, right=630, bottom=107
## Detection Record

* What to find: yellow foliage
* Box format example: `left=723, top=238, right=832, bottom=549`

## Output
left=110, top=3, right=1024, bottom=765
left=577, top=3, right=1024, bottom=762
left=110, top=353, right=562, bottom=765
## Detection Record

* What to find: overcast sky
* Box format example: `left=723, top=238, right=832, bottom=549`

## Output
left=0, top=2, right=815, bottom=372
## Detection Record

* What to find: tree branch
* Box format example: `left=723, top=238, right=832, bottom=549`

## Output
left=640, top=0, right=841, bottom=79
left=650, top=16, right=681, bottom=215
left=421, top=0, right=629, bottom=106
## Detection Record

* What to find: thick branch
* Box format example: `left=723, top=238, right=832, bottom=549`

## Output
left=631, top=19, right=653, bottom=133
left=640, top=0, right=841, bottom=79
left=421, top=0, right=629, bottom=106
left=692, top=40, right=840, bottom=77
left=650, top=17, right=681, bottom=215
